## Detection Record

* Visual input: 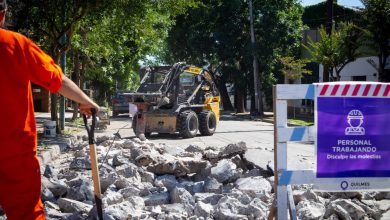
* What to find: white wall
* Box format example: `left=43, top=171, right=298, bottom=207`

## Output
left=339, top=56, right=379, bottom=81
left=319, top=56, right=380, bottom=82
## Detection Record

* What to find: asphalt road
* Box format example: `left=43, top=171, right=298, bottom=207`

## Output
left=36, top=112, right=315, bottom=171
left=92, top=113, right=316, bottom=171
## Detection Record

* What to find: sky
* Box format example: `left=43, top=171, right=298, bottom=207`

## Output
left=300, top=0, right=364, bottom=8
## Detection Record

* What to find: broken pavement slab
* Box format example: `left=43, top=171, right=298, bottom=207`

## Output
left=28, top=112, right=387, bottom=220
left=37, top=135, right=75, bottom=167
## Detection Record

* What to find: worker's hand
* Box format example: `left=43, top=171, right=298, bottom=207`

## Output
left=80, top=102, right=100, bottom=116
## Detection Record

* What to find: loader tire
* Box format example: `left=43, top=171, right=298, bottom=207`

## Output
left=199, top=110, right=217, bottom=136
left=178, top=110, right=199, bottom=138
left=132, top=114, right=151, bottom=138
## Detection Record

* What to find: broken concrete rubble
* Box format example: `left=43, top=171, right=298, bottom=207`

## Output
left=42, top=177, right=68, bottom=197
left=194, top=201, right=214, bottom=218
left=215, top=196, right=252, bottom=220
left=147, top=157, right=210, bottom=177
left=211, top=159, right=242, bottom=183
left=325, top=199, right=366, bottom=220
left=204, top=177, right=223, bottom=194
left=235, top=176, right=272, bottom=196
left=296, top=200, right=325, bottom=220
left=57, top=197, right=93, bottom=214
left=170, top=187, right=195, bottom=215
left=0, top=135, right=380, bottom=220
left=155, top=174, right=179, bottom=191
left=144, top=191, right=170, bottom=206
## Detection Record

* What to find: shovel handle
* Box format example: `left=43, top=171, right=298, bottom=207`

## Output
left=83, top=109, right=103, bottom=219
left=83, top=109, right=97, bottom=145
left=89, top=142, right=103, bottom=220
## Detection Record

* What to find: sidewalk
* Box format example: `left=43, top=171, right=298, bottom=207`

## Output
left=35, top=112, right=80, bottom=169
left=35, top=112, right=79, bottom=133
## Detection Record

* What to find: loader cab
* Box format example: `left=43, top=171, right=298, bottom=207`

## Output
left=178, top=72, right=200, bottom=100
left=177, top=67, right=212, bottom=105
left=137, top=66, right=170, bottom=93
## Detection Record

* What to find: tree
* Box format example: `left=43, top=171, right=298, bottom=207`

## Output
left=8, top=0, right=199, bottom=122
left=279, top=57, right=312, bottom=81
left=302, top=2, right=359, bottom=29
left=165, top=0, right=304, bottom=113
left=70, top=0, right=199, bottom=106
left=7, top=0, right=104, bottom=132
left=306, top=23, right=362, bottom=81
left=360, top=0, right=390, bottom=82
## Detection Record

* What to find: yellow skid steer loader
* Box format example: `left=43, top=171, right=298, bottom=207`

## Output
left=123, top=62, right=220, bottom=139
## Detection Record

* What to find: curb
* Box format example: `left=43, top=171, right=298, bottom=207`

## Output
left=37, top=135, right=74, bottom=169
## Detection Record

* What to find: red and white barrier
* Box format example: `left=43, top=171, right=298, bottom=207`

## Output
left=316, top=82, right=390, bottom=97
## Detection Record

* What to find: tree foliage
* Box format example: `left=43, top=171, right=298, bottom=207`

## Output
left=70, top=0, right=199, bottom=104
left=7, top=0, right=198, bottom=109
left=305, top=23, right=363, bottom=81
left=8, top=0, right=102, bottom=60
left=302, top=2, right=359, bottom=29
left=280, top=57, right=312, bottom=80
left=7, top=0, right=105, bottom=125
left=360, top=0, right=390, bottom=82
left=164, top=0, right=304, bottom=113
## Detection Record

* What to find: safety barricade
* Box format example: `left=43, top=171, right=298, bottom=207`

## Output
left=273, top=82, right=390, bottom=220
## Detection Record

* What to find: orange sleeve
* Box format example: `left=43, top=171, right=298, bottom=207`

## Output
left=23, top=38, right=63, bottom=93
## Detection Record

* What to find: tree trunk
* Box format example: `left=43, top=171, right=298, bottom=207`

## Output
left=235, top=86, right=246, bottom=113
left=50, top=93, right=58, bottom=126
left=323, top=65, right=330, bottom=82
left=215, top=77, right=234, bottom=111
left=250, top=95, right=255, bottom=114
left=378, top=53, right=387, bottom=82
left=244, top=87, right=248, bottom=111
left=72, top=50, right=81, bottom=120
left=335, top=68, right=341, bottom=81
left=234, top=91, right=237, bottom=110
left=50, top=53, right=60, bottom=133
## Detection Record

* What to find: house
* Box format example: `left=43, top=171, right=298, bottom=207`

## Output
left=318, top=56, right=388, bottom=82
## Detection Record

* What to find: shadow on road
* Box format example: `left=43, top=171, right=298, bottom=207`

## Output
left=215, top=129, right=273, bottom=134
left=219, top=112, right=274, bottom=123
left=219, top=114, right=252, bottom=121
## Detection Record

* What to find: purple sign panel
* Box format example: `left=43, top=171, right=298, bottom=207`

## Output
left=317, top=97, right=390, bottom=178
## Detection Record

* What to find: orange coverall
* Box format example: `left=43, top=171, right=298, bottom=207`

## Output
left=0, top=28, right=62, bottom=220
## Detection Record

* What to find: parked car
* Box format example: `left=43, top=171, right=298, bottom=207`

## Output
left=112, top=92, right=130, bottom=117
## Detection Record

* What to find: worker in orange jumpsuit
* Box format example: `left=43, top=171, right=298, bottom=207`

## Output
left=0, top=1, right=99, bottom=219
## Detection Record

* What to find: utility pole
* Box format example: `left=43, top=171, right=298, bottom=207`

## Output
left=59, top=36, right=66, bottom=131
left=59, top=4, right=66, bottom=131
left=326, top=0, right=334, bottom=35
left=323, top=0, right=334, bottom=82
left=248, top=0, right=263, bottom=115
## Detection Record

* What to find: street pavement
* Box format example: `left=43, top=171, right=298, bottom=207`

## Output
left=35, top=111, right=315, bottom=171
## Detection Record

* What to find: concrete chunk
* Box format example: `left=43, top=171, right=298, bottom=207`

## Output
left=235, top=176, right=272, bottom=195
left=204, top=177, right=222, bottom=194
left=144, top=191, right=170, bottom=206
left=194, top=201, right=214, bottom=218
left=296, top=200, right=325, bottom=220
left=211, top=159, right=241, bottom=183
left=57, top=198, right=92, bottom=214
